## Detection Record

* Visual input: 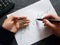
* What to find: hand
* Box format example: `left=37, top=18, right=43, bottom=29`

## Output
left=43, top=14, right=60, bottom=37
left=2, top=16, right=30, bottom=33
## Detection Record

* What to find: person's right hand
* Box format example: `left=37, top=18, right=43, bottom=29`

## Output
left=43, top=14, right=60, bottom=37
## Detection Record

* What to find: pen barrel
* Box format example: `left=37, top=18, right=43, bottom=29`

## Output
left=37, top=19, right=60, bottom=23
left=48, top=19, right=60, bottom=23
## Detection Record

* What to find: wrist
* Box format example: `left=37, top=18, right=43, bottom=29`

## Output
left=2, top=24, right=16, bottom=33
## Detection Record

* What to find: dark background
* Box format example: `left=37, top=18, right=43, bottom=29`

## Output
left=0, top=0, right=60, bottom=45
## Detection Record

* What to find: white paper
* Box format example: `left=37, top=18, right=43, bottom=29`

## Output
left=7, top=0, right=57, bottom=45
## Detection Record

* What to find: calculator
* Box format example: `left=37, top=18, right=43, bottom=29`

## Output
left=0, top=0, right=15, bottom=18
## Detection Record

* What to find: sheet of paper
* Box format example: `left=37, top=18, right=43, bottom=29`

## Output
left=7, top=0, right=57, bottom=45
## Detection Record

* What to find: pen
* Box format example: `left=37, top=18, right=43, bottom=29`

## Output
left=37, top=19, right=60, bottom=23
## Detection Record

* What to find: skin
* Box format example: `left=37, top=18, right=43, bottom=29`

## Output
left=43, top=14, right=60, bottom=37
left=2, top=16, right=30, bottom=33
left=2, top=14, right=60, bottom=37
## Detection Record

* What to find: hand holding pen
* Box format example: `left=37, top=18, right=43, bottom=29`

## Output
left=37, top=14, right=60, bottom=37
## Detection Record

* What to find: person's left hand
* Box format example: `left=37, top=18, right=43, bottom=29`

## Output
left=2, top=16, right=30, bottom=33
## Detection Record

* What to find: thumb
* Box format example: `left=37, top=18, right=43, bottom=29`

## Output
left=43, top=19, right=56, bottom=29
left=16, top=21, right=20, bottom=29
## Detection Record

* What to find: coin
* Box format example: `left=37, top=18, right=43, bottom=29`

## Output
left=19, top=18, right=26, bottom=27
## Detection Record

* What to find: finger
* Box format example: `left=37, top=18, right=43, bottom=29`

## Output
left=9, top=16, right=19, bottom=19
left=16, top=21, right=20, bottom=29
left=43, top=14, right=58, bottom=19
left=26, top=21, right=30, bottom=23
left=25, top=19, right=30, bottom=23
left=24, top=23, right=29, bottom=26
left=26, top=19, right=30, bottom=21
left=18, top=16, right=27, bottom=20
left=43, top=19, right=56, bottom=29
left=8, top=16, right=21, bottom=22
left=8, top=16, right=27, bottom=22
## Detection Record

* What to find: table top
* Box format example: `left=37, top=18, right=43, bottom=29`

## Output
left=0, top=0, right=60, bottom=45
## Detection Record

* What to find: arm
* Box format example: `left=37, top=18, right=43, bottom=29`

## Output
left=0, top=16, right=29, bottom=45
left=0, top=26, right=15, bottom=45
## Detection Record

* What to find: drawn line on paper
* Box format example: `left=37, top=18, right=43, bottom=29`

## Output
left=20, top=7, right=51, bottom=40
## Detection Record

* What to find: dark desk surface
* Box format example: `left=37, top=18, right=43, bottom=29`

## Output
left=0, top=0, right=60, bottom=45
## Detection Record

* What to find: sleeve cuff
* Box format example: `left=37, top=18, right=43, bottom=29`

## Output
left=0, top=26, right=15, bottom=45
left=0, top=26, right=15, bottom=35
